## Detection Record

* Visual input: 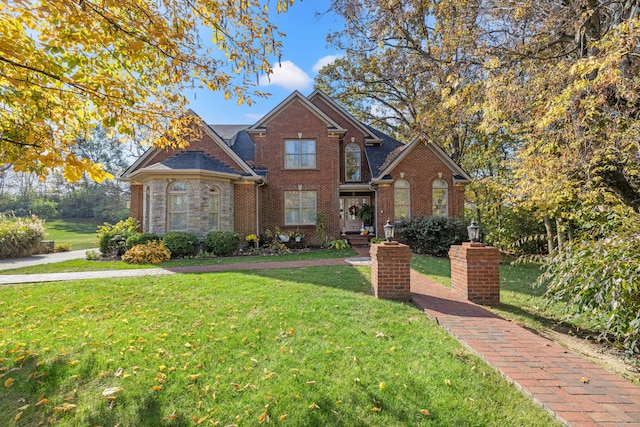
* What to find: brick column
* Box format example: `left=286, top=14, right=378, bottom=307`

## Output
left=448, top=242, right=501, bottom=305
left=370, top=241, right=412, bottom=300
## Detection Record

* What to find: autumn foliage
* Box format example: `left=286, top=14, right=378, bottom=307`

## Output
left=0, top=0, right=295, bottom=181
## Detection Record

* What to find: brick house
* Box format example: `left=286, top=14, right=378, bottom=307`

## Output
left=120, top=90, right=471, bottom=244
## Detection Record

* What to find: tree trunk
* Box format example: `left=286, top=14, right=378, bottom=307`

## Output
left=543, top=215, right=555, bottom=255
left=556, top=217, right=565, bottom=252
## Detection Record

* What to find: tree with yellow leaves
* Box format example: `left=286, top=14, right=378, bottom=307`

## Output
left=0, top=0, right=294, bottom=182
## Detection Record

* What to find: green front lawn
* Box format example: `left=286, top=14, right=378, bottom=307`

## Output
left=0, top=248, right=357, bottom=275
left=43, top=219, right=102, bottom=250
left=0, top=266, right=559, bottom=426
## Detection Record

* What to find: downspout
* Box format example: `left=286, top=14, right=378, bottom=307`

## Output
left=256, top=179, right=266, bottom=236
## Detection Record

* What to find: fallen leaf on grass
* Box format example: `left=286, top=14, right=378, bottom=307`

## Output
left=371, top=406, right=381, bottom=412
left=36, top=398, right=49, bottom=406
left=15, top=412, right=23, bottom=421
left=4, top=377, right=14, bottom=388
left=420, top=409, right=431, bottom=416
left=52, top=403, right=76, bottom=413
left=102, top=387, right=123, bottom=400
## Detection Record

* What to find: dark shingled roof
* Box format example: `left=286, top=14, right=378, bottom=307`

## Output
left=203, top=119, right=408, bottom=179
left=229, top=129, right=256, bottom=163
left=208, top=124, right=251, bottom=144
left=362, top=125, right=406, bottom=177
left=156, top=151, right=243, bottom=175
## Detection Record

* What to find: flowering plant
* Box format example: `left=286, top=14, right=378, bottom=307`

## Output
left=245, top=233, right=259, bottom=243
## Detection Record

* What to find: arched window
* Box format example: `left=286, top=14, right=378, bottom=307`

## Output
left=394, top=179, right=410, bottom=219
left=168, top=182, right=187, bottom=231
left=432, top=179, right=448, bottom=217
left=209, top=187, right=219, bottom=230
left=345, top=143, right=361, bottom=182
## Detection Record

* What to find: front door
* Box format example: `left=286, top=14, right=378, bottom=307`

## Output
left=341, top=197, right=370, bottom=233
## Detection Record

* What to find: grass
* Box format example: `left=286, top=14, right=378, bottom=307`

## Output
left=0, top=265, right=560, bottom=426
left=43, top=219, right=102, bottom=250
left=410, top=254, right=596, bottom=337
left=0, top=248, right=357, bottom=275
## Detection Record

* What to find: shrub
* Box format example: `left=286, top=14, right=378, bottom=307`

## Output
left=125, top=232, right=161, bottom=250
left=97, top=217, right=140, bottom=256
left=85, top=250, right=101, bottom=261
left=0, top=213, right=46, bottom=259
left=122, top=240, right=171, bottom=264
left=163, top=231, right=200, bottom=258
left=204, top=231, right=240, bottom=256
left=54, top=242, right=72, bottom=252
left=395, top=216, right=466, bottom=257
left=539, top=226, right=640, bottom=355
left=326, top=239, right=350, bottom=250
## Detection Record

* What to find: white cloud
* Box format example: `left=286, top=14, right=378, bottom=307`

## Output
left=312, top=54, right=343, bottom=73
left=259, top=60, right=312, bottom=91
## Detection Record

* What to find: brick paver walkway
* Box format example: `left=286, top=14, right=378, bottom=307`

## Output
left=411, top=270, right=640, bottom=427
left=2, top=247, right=640, bottom=426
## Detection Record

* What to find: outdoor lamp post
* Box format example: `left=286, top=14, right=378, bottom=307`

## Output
left=467, top=219, right=480, bottom=243
left=384, top=219, right=395, bottom=242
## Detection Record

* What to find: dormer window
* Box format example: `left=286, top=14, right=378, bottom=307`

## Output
left=284, top=139, right=316, bottom=169
left=345, top=143, right=361, bottom=182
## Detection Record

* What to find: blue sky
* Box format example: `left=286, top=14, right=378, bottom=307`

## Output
left=185, top=1, right=344, bottom=125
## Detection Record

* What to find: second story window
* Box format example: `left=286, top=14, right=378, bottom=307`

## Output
left=285, top=139, right=316, bottom=169
left=345, top=143, right=361, bottom=182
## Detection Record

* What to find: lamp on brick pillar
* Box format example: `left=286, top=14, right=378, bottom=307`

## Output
left=467, top=220, right=480, bottom=243
left=383, top=219, right=394, bottom=242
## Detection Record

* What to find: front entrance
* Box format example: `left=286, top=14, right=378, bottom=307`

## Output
left=340, top=196, right=370, bottom=233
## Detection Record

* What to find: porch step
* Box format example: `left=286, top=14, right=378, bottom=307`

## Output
left=345, top=234, right=372, bottom=248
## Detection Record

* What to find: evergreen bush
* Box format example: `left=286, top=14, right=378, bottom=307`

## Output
left=203, top=231, right=240, bottom=256
left=163, top=231, right=200, bottom=258
left=395, top=216, right=466, bottom=257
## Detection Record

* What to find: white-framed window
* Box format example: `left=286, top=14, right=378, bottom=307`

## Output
left=284, top=191, right=317, bottom=225
left=394, top=179, right=410, bottom=219
left=345, top=143, right=361, bottom=182
left=432, top=179, right=448, bottom=217
left=284, top=139, right=316, bottom=169
left=168, top=182, right=188, bottom=231
left=144, top=187, right=150, bottom=232
left=209, top=187, right=219, bottom=230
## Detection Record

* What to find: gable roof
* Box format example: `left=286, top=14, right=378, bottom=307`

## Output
left=248, top=90, right=347, bottom=135
left=120, top=111, right=259, bottom=181
left=121, top=92, right=470, bottom=186
left=150, top=151, right=242, bottom=175
left=372, top=135, right=472, bottom=184
left=307, top=90, right=382, bottom=144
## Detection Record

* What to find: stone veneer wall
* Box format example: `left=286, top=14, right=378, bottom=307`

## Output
left=145, top=177, right=234, bottom=239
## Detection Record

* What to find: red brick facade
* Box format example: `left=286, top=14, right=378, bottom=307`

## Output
left=122, top=90, right=470, bottom=242
left=449, top=242, right=501, bottom=305
left=254, top=99, right=342, bottom=240
left=370, top=241, right=412, bottom=300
